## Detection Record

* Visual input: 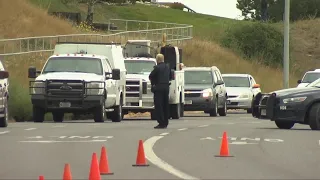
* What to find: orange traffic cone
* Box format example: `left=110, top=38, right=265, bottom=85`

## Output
left=89, top=153, right=101, bottom=180
left=132, top=140, right=149, bottom=167
left=39, top=175, right=44, bottom=180
left=63, top=163, right=72, bottom=180
left=99, top=146, right=114, bottom=175
left=215, top=131, right=234, bottom=157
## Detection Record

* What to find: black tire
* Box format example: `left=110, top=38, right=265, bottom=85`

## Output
left=209, top=98, right=218, bottom=117
left=33, top=106, right=45, bottom=123
left=309, top=103, right=320, bottom=130
left=218, top=99, right=227, bottom=116
left=170, top=103, right=180, bottom=119
left=110, top=98, right=123, bottom=122
left=275, top=121, right=295, bottom=129
left=52, top=112, right=64, bottom=122
left=0, top=100, right=8, bottom=127
left=93, top=101, right=105, bottom=123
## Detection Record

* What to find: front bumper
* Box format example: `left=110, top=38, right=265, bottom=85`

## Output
left=227, top=98, right=252, bottom=109
left=31, top=95, right=104, bottom=112
left=184, top=97, right=214, bottom=111
left=123, top=96, right=154, bottom=110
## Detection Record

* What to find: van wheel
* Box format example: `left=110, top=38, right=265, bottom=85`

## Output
left=52, top=112, right=64, bottom=122
left=111, top=98, right=123, bottom=122
left=171, top=103, right=180, bottom=119
left=33, top=106, right=45, bottom=123
left=0, top=100, right=8, bottom=127
left=309, top=103, right=320, bottom=130
left=209, top=98, right=218, bottom=117
left=93, top=101, right=105, bottom=123
left=275, top=121, right=295, bottom=129
left=218, top=99, right=227, bottom=116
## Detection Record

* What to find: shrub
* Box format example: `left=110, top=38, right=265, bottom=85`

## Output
left=221, top=22, right=286, bottom=67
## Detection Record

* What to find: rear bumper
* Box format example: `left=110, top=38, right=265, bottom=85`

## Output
left=227, top=98, right=252, bottom=109
left=184, top=97, right=214, bottom=111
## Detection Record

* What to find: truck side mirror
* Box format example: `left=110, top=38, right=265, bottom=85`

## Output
left=0, top=71, right=9, bottom=79
left=28, top=66, right=37, bottom=78
left=112, top=69, right=121, bottom=80
left=142, top=81, right=148, bottom=94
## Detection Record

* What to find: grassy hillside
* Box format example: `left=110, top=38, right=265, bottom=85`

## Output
left=0, top=0, right=317, bottom=121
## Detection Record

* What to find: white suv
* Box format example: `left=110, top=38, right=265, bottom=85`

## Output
left=297, top=69, right=320, bottom=87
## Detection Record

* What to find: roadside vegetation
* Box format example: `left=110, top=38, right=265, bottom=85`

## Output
left=1, top=0, right=318, bottom=121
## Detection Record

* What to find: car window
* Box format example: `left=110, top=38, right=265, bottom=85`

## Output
left=184, top=70, right=213, bottom=84
left=302, top=72, right=320, bottom=83
left=222, top=76, right=251, bottom=87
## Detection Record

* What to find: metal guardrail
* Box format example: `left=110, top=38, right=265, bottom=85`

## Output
left=0, top=19, right=193, bottom=57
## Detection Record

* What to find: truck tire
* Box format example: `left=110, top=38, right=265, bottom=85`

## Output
left=0, top=100, right=8, bottom=127
left=170, top=103, right=180, bottom=119
left=33, top=106, right=45, bottom=123
left=110, top=98, right=123, bottom=122
left=275, top=121, right=295, bottom=129
left=218, top=99, right=227, bottom=116
left=309, top=103, right=320, bottom=130
left=209, top=98, right=218, bottom=117
left=93, top=101, right=106, bottom=123
left=52, top=112, right=64, bottom=122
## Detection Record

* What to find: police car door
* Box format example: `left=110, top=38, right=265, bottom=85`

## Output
left=102, top=59, right=116, bottom=107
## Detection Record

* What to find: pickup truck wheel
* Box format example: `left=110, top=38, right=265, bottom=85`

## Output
left=0, top=100, right=8, bottom=127
left=308, top=103, right=320, bottom=130
left=171, top=103, right=180, bottom=119
left=209, top=98, right=218, bottom=117
left=33, top=106, right=45, bottom=123
left=218, top=99, right=227, bottom=116
left=111, top=98, right=123, bottom=122
left=52, top=112, right=64, bottom=122
left=275, top=121, right=295, bottom=129
left=93, top=102, right=105, bottom=123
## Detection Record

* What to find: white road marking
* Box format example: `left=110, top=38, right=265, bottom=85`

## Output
left=200, top=137, right=216, bottom=140
left=159, top=132, right=170, bottom=136
left=227, top=123, right=235, bottom=125
left=24, top=128, right=36, bottom=131
left=144, top=136, right=200, bottom=180
left=52, top=125, right=66, bottom=128
left=0, top=131, right=9, bottom=135
left=27, top=136, right=43, bottom=139
left=198, top=125, right=209, bottom=128
left=19, top=140, right=107, bottom=143
left=230, top=141, right=258, bottom=145
left=178, top=128, right=188, bottom=131
left=48, top=136, right=113, bottom=139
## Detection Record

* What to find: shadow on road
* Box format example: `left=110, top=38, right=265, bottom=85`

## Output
left=256, top=127, right=313, bottom=131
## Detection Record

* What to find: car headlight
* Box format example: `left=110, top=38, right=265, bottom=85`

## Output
left=32, top=81, right=45, bottom=94
left=86, top=82, right=104, bottom=95
left=202, top=88, right=213, bottom=98
left=238, top=92, right=250, bottom=99
left=283, top=96, right=307, bottom=104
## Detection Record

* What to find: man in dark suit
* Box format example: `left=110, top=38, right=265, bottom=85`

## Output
left=149, top=54, right=171, bottom=129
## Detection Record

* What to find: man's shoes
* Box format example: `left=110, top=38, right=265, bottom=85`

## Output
left=154, top=125, right=167, bottom=129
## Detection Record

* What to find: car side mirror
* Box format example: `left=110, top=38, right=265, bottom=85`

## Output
left=297, top=80, right=302, bottom=84
left=253, top=84, right=260, bottom=88
left=112, top=69, right=121, bottom=80
left=216, top=80, right=224, bottom=85
left=28, top=66, right=37, bottom=78
left=0, top=71, right=9, bottom=79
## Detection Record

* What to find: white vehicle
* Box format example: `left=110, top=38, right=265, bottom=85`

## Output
left=28, top=42, right=126, bottom=123
left=297, top=69, right=320, bottom=87
left=222, top=74, right=261, bottom=113
left=123, top=40, right=185, bottom=119
left=0, top=59, right=9, bottom=127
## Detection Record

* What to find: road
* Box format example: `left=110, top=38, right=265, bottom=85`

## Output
left=0, top=111, right=319, bottom=179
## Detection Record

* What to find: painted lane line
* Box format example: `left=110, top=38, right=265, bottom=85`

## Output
left=198, top=125, right=209, bottom=128
left=227, top=123, right=235, bottom=125
left=200, top=137, right=216, bottom=140
left=24, top=128, right=36, bottom=131
left=0, top=131, right=9, bottom=135
left=19, top=140, right=107, bottom=143
left=230, top=141, right=258, bottom=145
left=178, top=128, right=188, bottom=131
left=144, top=136, right=200, bottom=180
left=160, top=132, right=170, bottom=136
left=52, top=125, right=66, bottom=128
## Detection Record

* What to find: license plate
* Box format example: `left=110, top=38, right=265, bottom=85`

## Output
left=227, top=100, right=231, bottom=104
left=261, top=109, right=266, bottom=116
left=59, top=102, right=71, bottom=108
left=185, top=100, right=192, bottom=105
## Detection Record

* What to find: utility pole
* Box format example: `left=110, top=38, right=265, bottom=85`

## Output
left=283, top=0, right=290, bottom=89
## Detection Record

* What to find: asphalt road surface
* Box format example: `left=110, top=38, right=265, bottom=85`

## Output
left=0, top=111, right=319, bottom=179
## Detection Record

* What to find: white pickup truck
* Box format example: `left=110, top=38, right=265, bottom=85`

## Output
left=122, top=40, right=185, bottom=119
left=28, top=42, right=127, bottom=123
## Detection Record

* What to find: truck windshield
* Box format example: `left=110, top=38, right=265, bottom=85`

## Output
left=184, top=70, right=213, bottom=84
left=302, top=72, right=320, bottom=83
left=42, top=57, right=103, bottom=75
left=125, top=60, right=156, bottom=74
left=222, top=76, right=250, bottom=87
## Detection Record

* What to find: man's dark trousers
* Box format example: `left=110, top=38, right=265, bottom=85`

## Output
left=154, top=85, right=169, bottom=127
